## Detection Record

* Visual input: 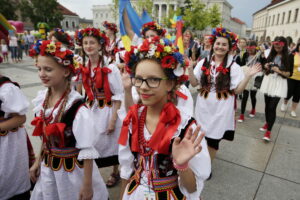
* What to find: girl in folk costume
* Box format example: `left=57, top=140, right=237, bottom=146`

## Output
left=122, top=12, right=194, bottom=115
left=0, top=75, right=31, bottom=200
left=259, top=36, right=293, bottom=141
left=237, top=40, right=266, bottom=122
left=188, top=27, right=261, bottom=165
left=122, top=37, right=194, bottom=116
left=103, top=21, right=125, bottom=67
left=119, top=37, right=211, bottom=200
left=29, top=40, right=108, bottom=200
left=75, top=28, right=124, bottom=187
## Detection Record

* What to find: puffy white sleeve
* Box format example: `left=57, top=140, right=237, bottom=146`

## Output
left=194, top=59, right=205, bottom=82
left=118, top=130, right=135, bottom=180
left=176, top=85, right=194, bottom=117
left=73, top=106, right=100, bottom=160
left=230, top=62, right=245, bottom=90
left=0, top=83, right=29, bottom=116
left=177, top=122, right=211, bottom=198
left=108, top=64, right=124, bottom=101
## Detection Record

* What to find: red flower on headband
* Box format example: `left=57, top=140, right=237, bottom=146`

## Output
left=161, top=55, right=176, bottom=69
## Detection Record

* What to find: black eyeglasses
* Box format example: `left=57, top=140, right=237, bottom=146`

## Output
left=130, top=76, right=168, bottom=88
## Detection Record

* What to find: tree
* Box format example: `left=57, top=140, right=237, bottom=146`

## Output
left=208, top=4, right=221, bottom=28
left=19, top=0, right=63, bottom=29
left=163, top=0, right=221, bottom=31
left=0, top=0, right=18, bottom=20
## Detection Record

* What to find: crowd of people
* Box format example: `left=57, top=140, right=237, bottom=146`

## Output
left=0, top=12, right=299, bottom=200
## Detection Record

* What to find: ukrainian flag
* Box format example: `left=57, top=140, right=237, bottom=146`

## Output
left=119, top=0, right=143, bottom=51
left=141, top=9, right=152, bottom=24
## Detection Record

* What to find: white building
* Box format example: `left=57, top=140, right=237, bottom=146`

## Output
left=58, top=3, right=80, bottom=31
left=252, top=0, right=300, bottom=42
left=92, top=5, right=116, bottom=29
left=92, top=0, right=247, bottom=37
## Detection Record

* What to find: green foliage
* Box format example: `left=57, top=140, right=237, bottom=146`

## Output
left=135, top=0, right=153, bottom=16
left=19, top=0, right=63, bottom=29
left=208, top=4, right=221, bottom=28
left=0, top=0, right=18, bottom=20
left=163, top=0, right=221, bottom=31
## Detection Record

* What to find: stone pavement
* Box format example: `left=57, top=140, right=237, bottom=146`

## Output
left=1, top=56, right=299, bottom=200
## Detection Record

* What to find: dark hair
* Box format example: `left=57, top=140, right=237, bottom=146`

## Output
left=53, top=32, right=70, bottom=47
left=293, top=42, right=300, bottom=53
left=201, top=36, right=232, bottom=90
left=267, top=36, right=290, bottom=71
left=286, top=36, right=293, bottom=46
left=248, top=40, right=257, bottom=46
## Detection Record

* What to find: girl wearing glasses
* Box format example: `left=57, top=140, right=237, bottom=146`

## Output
left=118, top=37, right=211, bottom=200
left=75, top=28, right=124, bottom=187
left=259, top=36, right=293, bottom=141
left=188, top=27, right=261, bottom=168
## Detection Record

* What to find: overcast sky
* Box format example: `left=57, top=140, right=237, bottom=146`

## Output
left=58, top=0, right=271, bottom=27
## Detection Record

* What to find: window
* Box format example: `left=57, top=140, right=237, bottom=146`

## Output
left=268, top=16, right=271, bottom=26
left=66, top=21, right=69, bottom=28
left=282, top=12, right=285, bottom=24
left=277, top=14, right=280, bottom=25
left=294, top=8, right=299, bottom=22
left=72, top=21, right=75, bottom=28
left=272, top=15, right=275, bottom=25
left=96, top=13, right=98, bottom=18
left=287, top=10, right=291, bottom=23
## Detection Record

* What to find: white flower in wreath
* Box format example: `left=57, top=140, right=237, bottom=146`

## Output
left=60, top=47, right=67, bottom=52
left=55, top=57, right=63, bottom=64
left=63, top=60, right=71, bottom=66
left=173, top=63, right=184, bottom=76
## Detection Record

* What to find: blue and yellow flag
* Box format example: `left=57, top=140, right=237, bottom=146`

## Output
left=175, top=16, right=184, bottom=54
left=119, top=0, right=143, bottom=51
left=141, top=9, right=152, bottom=24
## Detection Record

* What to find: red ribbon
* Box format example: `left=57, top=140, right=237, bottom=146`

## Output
left=201, top=66, right=210, bottom=75
left=80, top=65, right=94, bottom=101
left=31, top=117, right=44, bottom=136
left=119, top=103, right=181, bottom=155
left=216, top=66, right=229, bottom=75
left=93, top=67, right=113, bottom=102
left=175, top=90, right=188, bottom=100
left=44, top=123, right=66, bottom=148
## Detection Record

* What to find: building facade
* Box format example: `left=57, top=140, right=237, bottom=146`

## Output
left=58, top=4, right=80, bottom=31
left=92, top=0, right=247, bottom=37
left=252, top=0, right=300, bottom=42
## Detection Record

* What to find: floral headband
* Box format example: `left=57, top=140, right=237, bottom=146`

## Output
left=246, top=46, right=260, bottom=50
left=141, top=21, right=166, bottom=38
left=210, top=26, right=239, bottom=49
left=124, top=36, right=187, bottom=81
left=75, top=27, right=109, bottom=46
left=103, top=21, right=118, bottom=33
left=29, top=40, right=75, bottom=73
left=272, top=41, right=285, bottom=47
left=53, top=28, right=74, bottom=48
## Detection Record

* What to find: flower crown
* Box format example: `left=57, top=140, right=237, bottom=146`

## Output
left=29, top=40, right=75, bottom=73
left=210, top=26, right=239, bottom=49
left=125, top=36, right=187, bottom=81
left=103, top=21, right=118, bottom=33
left=53, top=28, right=74, bottom=48
left=75, top=27, right=109, bottom=46
left=141, top=21, right=166, bottom=38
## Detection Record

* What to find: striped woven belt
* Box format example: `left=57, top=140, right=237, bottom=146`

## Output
left=46, top=147, right=80, bottom=158
left=152, top=175, right=179, bottom=192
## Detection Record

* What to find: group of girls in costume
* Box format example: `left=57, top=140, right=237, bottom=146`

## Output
left=2, top=9, right=276, bottom=199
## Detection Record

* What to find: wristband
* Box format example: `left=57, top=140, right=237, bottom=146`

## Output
left=173, top=159, right=189, bottom=172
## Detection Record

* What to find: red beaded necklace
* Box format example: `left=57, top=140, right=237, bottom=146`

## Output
left=138, top=107, right=154, bottom=157
left=40, top=90, right=68, bottom=125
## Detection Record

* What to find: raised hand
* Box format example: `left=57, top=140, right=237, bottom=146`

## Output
left=248, top=63, right=262, bottom=77
left=172, top=125, right=205, bottom=166
left=121, top=70, right=132, bottom=92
